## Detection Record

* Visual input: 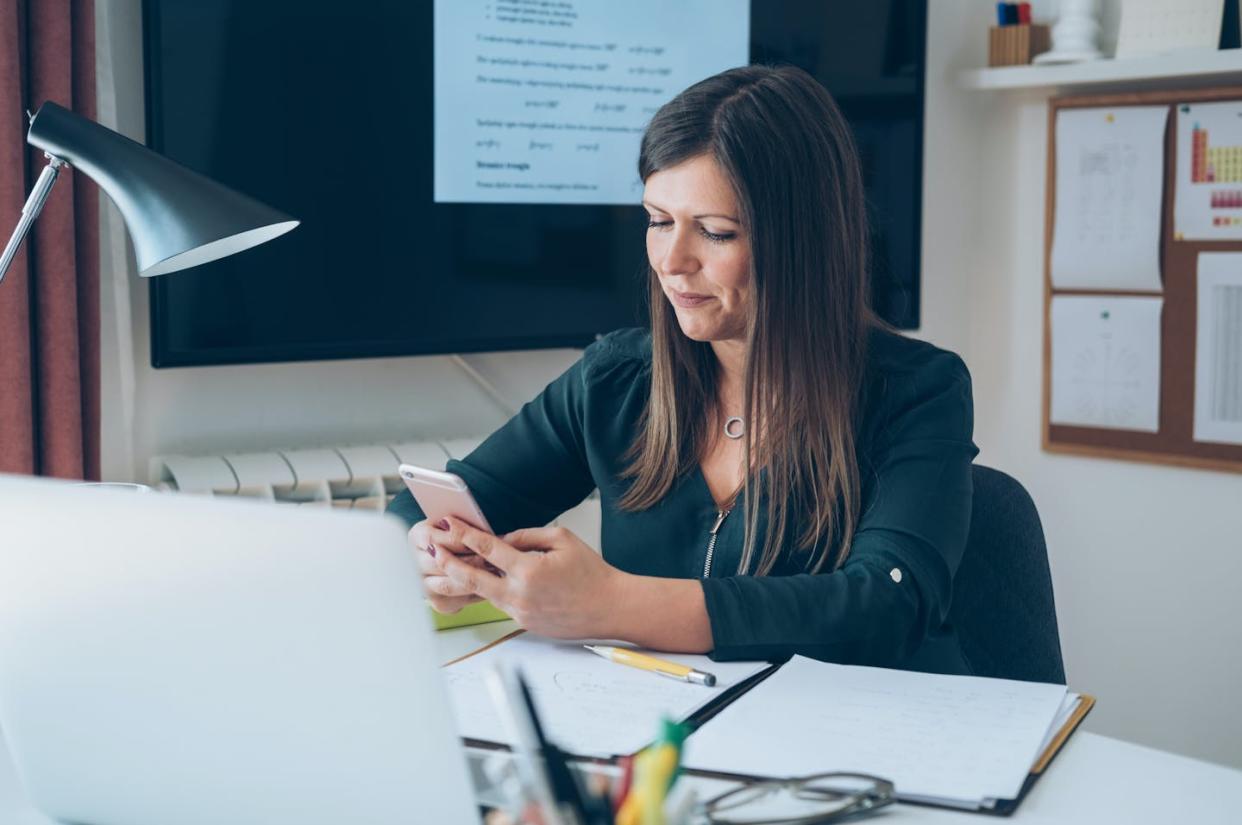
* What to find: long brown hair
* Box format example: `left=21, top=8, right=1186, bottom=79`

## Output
left=619, top=65, right=872, bottom=576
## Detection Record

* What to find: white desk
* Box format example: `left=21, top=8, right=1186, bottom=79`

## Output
left=2, top=620, right=1239, bottom=824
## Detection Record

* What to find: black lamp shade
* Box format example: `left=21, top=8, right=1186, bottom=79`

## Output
left=26, top=101, right=297, bottom=277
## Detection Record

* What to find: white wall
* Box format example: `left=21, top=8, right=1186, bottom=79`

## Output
left=931, top=2, right=1242, bottom=769
left=97, top=0, right=1241, bottom=768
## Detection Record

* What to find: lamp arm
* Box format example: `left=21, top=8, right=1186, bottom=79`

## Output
left=0, top=153, right=67, bottom=287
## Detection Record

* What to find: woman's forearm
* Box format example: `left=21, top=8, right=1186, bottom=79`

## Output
left=608, top=572, right=715, bottom=653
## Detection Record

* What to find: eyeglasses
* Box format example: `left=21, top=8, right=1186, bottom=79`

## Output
left=701, top=772, right=895, bottom=825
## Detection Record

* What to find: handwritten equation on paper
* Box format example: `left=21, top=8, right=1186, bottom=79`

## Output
left=1051, top=106, right=1167, bottom=292
left=434, top=0, right=749, bottom=205
left=442, top=635, right=768, bottom=759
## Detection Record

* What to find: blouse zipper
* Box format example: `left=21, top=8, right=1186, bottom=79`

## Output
left=702, top=508, right=731, bottom=578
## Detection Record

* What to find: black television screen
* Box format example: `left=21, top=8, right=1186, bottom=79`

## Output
left=144, top=0, right=925, bottom=367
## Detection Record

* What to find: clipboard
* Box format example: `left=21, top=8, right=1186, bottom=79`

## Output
left=984, top=693, right=1096, bottom=816
left=678, top=689, right=1096, bottom=817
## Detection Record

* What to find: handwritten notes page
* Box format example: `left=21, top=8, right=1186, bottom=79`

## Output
left=1036, top=691, right=1084, bottom=760
left=443, top=635, right=769, bottom=758
left=1051, top=106, right=1167, bottom=291
left=433, top=0, right=749, bottom=205
left=682, top=656, right=1068, bottom=809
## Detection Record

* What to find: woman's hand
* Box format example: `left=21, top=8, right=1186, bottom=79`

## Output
left=428, top=516, right=630, bottom=639
left=408, top=519, right=492, bottom=615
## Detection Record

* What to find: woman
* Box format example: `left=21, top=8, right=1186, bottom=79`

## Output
left=388, top=65, right=978, bottom=673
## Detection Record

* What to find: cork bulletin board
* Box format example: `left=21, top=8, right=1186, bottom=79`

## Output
left=1043, top=87, right=1242, bottom=473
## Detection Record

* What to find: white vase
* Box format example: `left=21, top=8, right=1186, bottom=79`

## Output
left=1033, top=0, right=1104, bottom=64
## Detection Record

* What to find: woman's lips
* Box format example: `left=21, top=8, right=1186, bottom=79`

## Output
left=670, top=290, right=714, bottom=308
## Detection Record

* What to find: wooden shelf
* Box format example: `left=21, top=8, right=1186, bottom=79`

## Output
left=960, top=48, right=1242, bottom=91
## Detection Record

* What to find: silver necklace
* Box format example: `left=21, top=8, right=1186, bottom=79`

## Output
left=723, top=416, right=746, bottom=440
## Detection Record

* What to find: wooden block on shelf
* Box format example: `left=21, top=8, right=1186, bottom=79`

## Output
left=988, top=24, right=1051, bottom=67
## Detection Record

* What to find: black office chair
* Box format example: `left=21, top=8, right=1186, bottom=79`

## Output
left=949, top=465, right=1067, bottom=685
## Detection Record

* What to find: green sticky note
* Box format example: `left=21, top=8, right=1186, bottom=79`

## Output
left=430, top=599, right=510, bottom=631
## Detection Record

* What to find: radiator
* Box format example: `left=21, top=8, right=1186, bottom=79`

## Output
left=150, top=438, right=602, bottom=546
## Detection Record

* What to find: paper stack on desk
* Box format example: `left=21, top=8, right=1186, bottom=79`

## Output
left=681, top=656, right=1078, bottom=811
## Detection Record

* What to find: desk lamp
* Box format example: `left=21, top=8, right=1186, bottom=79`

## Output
left=0, top=101, right=297, bottom=286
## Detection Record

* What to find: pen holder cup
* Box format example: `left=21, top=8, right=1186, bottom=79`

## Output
left=988, top=24, right=1051, bottom=66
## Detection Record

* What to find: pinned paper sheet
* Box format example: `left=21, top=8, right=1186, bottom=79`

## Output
left=1194, top=253, right=1242, bottom=445
left=1175, top=101, right=1242, bottom=241
left=1051, top=295, right=1164, bottom=432
left=1051, top=106, right=1167, bottom=292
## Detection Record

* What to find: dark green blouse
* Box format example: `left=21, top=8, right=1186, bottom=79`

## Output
left=388, top=327, right=979, bottom=673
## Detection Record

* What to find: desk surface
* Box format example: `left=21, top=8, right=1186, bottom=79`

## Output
left=2, top=620, right=1239, bottom=824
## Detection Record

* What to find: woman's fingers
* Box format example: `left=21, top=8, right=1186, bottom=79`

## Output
left=415, top=517, right=521, bottom=614
left=408, top=522, right=433, bottom=553
left=424, top=573, right=479, bottom=599
left=425, top=588, right=483, bottom=614
left=437, top=547, right=506, bottom=603
left=418, top=529, right=490, bottom=611
left=412, top=520, right=495, bottom=614
left=413, top=521, right=495, bottom=572
left=503, top=525, right=567, bottom=550
left=438, top=516, right=526, bottom=574
left=419, top=518, right=472, bottom=556
left=417, top=547, right=440, bottom=576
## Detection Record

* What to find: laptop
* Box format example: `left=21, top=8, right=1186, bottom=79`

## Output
left=0, top=475, right=480, bottom=825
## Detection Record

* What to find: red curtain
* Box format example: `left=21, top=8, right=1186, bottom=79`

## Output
left=0, top=0, right=99, bottom=480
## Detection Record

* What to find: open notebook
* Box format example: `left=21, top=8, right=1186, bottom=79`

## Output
left=680, top=655, right=1095, bottom=813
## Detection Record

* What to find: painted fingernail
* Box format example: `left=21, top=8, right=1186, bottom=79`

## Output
left=435, top=518, right=450, bottom=530
left=427, top=543, right=438, bottom=558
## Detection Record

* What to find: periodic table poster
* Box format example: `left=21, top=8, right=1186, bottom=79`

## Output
left=1175, top=100, right=1242, bottom=241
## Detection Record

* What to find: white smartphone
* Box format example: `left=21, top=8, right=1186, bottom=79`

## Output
left=397, top=464, right=493, bottom=534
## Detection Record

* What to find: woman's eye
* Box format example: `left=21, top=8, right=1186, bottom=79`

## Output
left=645, top=219, right=735, bottom=244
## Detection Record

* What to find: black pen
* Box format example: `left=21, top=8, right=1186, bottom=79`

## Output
left=514, top=672, right=608, bottom=825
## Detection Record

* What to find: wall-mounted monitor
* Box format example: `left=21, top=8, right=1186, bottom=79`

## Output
left=144, top=0, right=925, bottom=367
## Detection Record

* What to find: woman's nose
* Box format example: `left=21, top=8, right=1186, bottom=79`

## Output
left=658, top=228, right=699, bottom=277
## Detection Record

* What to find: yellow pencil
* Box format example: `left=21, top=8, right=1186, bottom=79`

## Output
left=583, top=645, right=717, bottom=686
